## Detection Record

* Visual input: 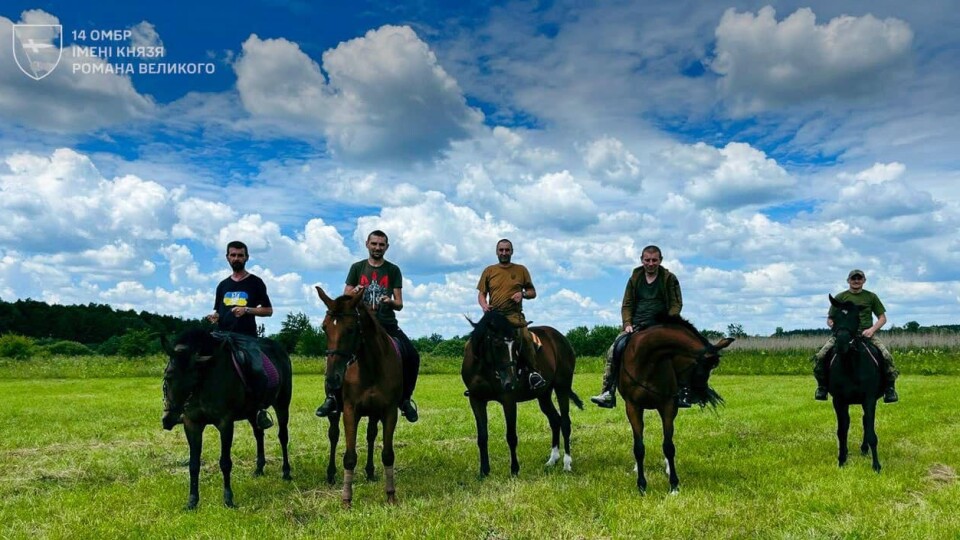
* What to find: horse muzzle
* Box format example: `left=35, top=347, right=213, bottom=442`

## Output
left=161, top=409, right=183, bottom=431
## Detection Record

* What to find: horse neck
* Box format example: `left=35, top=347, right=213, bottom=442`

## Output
left=355, top=314, right=393, bottom=380
left=195, top=351, right=244, bottom=408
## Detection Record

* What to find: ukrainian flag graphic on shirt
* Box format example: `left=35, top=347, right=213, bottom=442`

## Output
left=223, top=291, right=249, bottom=307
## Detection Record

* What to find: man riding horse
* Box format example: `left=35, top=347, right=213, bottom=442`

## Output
left=591, top=245, right=691, bottom=409
left=315, top=230, right=421, bottom=422
left=812, top=269, right=899, bottom=403
left=206, top=240, right=275, bottom=429
left=476, top=238, right=547, bottom=391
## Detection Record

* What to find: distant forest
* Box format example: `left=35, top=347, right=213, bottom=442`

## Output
left=0, top=298, right=205, bottom=345
left=1, top=298, right=957, bottom=357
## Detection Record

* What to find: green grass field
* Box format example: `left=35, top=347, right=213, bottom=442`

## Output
left=2, top=363, right=958, bottom=539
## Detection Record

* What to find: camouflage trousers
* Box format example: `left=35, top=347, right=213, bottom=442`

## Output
left=812, top=335, right=899, bottom=385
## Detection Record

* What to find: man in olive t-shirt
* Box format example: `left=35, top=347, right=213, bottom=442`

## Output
left=812, top=269, right=899, bottom=403
left=476, top=239, right=546, bottom=390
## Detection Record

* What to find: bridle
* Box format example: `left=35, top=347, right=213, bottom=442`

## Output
left=324, top=307, right=364, bottom=364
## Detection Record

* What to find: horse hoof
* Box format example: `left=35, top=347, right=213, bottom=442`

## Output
left=669, top=486, right=680, bottom=495
left=283, top=473, right=293, bottom=481
left=224, top=500, right=236, bottom=508
left=342, top=499, right=352, bottom=510
left=253, top=469, right=264, bottom=477
left=387, top=492, right=397, bottom=504
left=185, top=501, right=198, bottom=511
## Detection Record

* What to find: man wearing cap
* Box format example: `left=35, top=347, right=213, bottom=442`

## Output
left=812, top=269, right=899, bottom=403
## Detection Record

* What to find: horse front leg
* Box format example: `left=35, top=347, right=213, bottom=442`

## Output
left=326, top=412, right=340, bottom=484
left=469, top=397, right=490, bottom=477
left=218, top=421, right=236, bottom=508
left=184, top=423, right=204, bottom=510
left=862, top=401, right=881, bottom=473
left=504, top=400, right=520, bottom=476
left=276, top=405, right=292, bottom=480
left=341, top=407, right=360, bottom=508
left=833, top=399, right=850, bottom=468
left=382, top=409, right=398, bottom=504
left=250, top=419, right=266, bottom=477
left=626, top=402, right=647, bottom=494
left=537, top=394, right=562, bottom=469
left=365, top=417, right=379, bottom=480
left=658, top=404, right=680, bottom=494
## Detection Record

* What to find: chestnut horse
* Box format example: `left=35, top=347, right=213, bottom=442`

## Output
left=160, top=330, right=292, bottom=509
left=315, top=286, right=403, bottom=508
left=826, top=294, right=884, bottom=472
left=461, top=310, right=583, bottom=477
left=618, top=315, right=734, bottom=494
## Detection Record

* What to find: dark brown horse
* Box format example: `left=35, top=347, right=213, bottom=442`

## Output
left=160, top=329, right=292, bottom=509
left=461, top=310, right=583, bottom=477
left=315, top=286, right=403, bottom=508
left=618, top=316, right=734, bottom=494
left=826, top=294, right=883, bottom=472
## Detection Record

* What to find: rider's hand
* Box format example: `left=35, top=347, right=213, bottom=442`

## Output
left=624, top=324, right=634, bottom=333
left=862, top=328, right=875, bottom=338
left=206, top=312, right=219, bottom=323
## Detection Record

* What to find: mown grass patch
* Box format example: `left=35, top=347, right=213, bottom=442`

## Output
left=1, top=374, right=958, bottom=538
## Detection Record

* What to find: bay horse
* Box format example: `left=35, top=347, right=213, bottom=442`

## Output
left=461, top=310, right=583, bottom=477
left=315, top=286, right=403, bottom=508
left=618, top=315, right=734, bottom=494
left=160, top=329, right=292, bottom=509
left=826, top=294, right=884, bottom=472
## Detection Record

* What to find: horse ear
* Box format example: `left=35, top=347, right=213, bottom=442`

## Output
left=715, top=337, right=736, bottom=350
left=829, top=294, right=841, bottom=307
left=464, top=314, right=478, bottom=329
left=315, top=286, right=335, bottom=309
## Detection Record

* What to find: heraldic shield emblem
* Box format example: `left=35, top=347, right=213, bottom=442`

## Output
left=12, top=24, right=63, bottom=80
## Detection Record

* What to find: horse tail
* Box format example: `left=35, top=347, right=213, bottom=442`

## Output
left=569, top=390, right=584, bottom=410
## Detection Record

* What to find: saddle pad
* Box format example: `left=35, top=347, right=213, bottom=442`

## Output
left=261, top=352, right=280, bottom=390
left=530, top=332, right=542, bottom=349
left=388, top=337, right=403, bottom=362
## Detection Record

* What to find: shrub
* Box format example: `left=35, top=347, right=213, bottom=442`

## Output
left=42, top=340, right=95, bottom=356
left=0, top=334, right=37, bottom=360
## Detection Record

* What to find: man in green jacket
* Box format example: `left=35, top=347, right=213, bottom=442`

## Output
left=591, top=245, right=685, bottom=408
left=812, top=269, right=899, bottom=403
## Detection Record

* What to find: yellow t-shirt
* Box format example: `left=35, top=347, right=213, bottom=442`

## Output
left=477, top=263, right=534, bottom=318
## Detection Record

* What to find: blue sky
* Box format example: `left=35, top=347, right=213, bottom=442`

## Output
left=1, top=1, right=958, bottom=338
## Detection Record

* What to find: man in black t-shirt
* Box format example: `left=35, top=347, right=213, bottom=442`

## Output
left=207, top=240, right=274, bottom=428
left=315, top=230, right=421, bottom=423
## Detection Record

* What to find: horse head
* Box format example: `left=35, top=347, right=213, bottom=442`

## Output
left=316, top=286, right=367, bottom=391
left=160, top=329, right=216, bottom=430
left=829, top=294, right=862, bottom=355
left=467, top=310, right=520, bottom=392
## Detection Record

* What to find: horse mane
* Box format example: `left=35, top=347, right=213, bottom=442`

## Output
left=468, top=310, right=514, bottom=357
left=176, top=328, right=219, bottom=354
left=653, top=313, right=712, bottom=347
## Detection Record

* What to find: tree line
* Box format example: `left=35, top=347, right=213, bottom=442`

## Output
left=1, top=298, right=956, bottom=359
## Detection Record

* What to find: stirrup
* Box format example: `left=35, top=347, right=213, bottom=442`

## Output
left=883, top=386, right=899, bottom=403
left=814, top=386, right=828, bottom=401
left=400, top=399, right=419, bottom=423
left=256, top=409, right=273, bottom=430
left=528, top=371, right=547, bottom=390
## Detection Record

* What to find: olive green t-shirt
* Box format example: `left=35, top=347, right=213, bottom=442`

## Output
left=828, top=289, right=885, bottom=331
left=477, top=263, right=533, bottom=318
